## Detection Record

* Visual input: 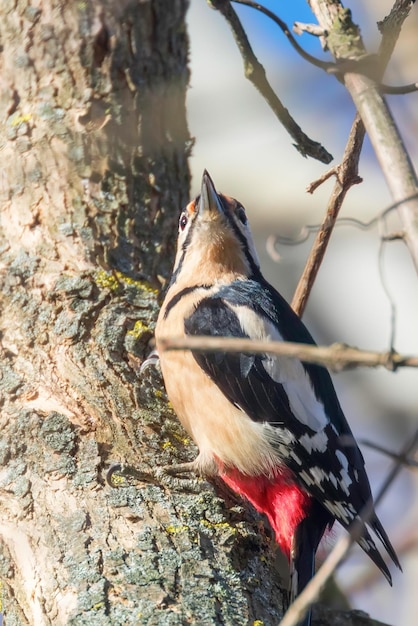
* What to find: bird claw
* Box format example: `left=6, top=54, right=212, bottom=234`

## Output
left=154, top=461, right=201, bottom=492
left=106, top=460, right=201, bottom=492
left=139, top=349, right=160, bottom=374
left=106, top=463, right=159, bottom=488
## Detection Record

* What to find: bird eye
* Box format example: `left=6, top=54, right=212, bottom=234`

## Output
left=179, top=212, right=188, bottom=231
left=236, top=206, right=247, bottom=225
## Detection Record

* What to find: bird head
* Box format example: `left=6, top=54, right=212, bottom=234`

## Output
left=171, top=170, right=260, bottom=285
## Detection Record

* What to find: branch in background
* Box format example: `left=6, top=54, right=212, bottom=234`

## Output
left=346, top=528, right=418, bottom=595
left=207, top=0, right=333, bottom=163
left=308, top=0, right=418, bottom=274
left=267, top=212, right=387, bottom=251
left=377, top=0, right=418, bottom=66
left=269, top=195, right=417, bottom=247
left=234, top=0, right=418, bottom=96
left=279, top=427, right=418, bottom=626
left=292, top=0, right=417, bottom=314
left=360, top=439, right=418, bottom=468
left=381, top=81, right=418, bottom=94
left=266, top=194, right=417, bottom=364
left=232, top=0, right=333, bottom=71
left=291, top=114, right=365, bottom=316
left=342, top=75, right=418, bottom=273
left=209, top=0, right=417, bottom=312
left=156, top=335, right=418, bottom=371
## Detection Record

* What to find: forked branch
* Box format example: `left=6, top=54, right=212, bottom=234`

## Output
left=307, top=0, right=418, bottom=274
left=208, top=0, right=333, bottom=163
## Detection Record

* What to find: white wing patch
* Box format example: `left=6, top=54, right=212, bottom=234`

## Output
left=227, top=303, right=329, bottom=432
left=282, top=379, right=328, bottom=432
left=309, top=466, right=330, bottom=492
left=323, top=499, right=353, bottom=525
left=299, top=431, right=328, bottom=454
left=335, top=450, right=352, bottom=495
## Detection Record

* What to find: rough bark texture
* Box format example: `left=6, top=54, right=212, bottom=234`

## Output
left=0, top=1, right=288, bottom=624
left=0, top=1, right=395, bottom=625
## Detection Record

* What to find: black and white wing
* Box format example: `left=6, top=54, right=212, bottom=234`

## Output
left=185, top=278, right=400, bottom=577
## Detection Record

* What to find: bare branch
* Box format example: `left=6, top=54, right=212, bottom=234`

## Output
left=156, top=335, right=418, bottom=371
left=377, top=0, right=418, bottom=66
left=308, top=0, right=418, bottom=274
left=232, top=0, right=333, bottom=71
left=207, top=0, right=333, bottom=163
left=280, top=427, right=418, bottom=626
left=293, top=21, right=326, bottom=38
left=292, top=0, right=418, bottom=314
left=381, top=81, right=418, bottom=94
left=291, top=114, right=365, bottom=316
left=359, top=439, right=418, bottom=468
left=306, top=166, right=339, bottom=194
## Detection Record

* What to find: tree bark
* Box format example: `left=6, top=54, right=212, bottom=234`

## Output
left=0, top=1, right=395, bottom=625
left=0, top=1, right=287, bottom=624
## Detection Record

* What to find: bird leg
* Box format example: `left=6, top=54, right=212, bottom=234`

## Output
left=154, top=459, right=202, bottom=492
left=156, top=460, right=199, bottom=477
left=106, top=459, right=202, bottom=492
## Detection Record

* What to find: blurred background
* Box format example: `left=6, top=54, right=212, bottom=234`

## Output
left=186, top=1, right=418, bottom=624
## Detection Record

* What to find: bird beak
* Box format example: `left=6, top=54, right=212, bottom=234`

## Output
left=199, top=170, right=224, bottom=218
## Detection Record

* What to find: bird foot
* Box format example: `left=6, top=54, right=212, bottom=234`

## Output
left=106, top=460, right=201, bottom=492
left=154, top=460, right=201, bottom=492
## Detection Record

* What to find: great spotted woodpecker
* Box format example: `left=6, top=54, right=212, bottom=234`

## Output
left=154, top=170, right=400, bottom=625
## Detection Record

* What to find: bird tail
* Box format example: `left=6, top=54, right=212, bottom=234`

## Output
left=371, top=514, right=401, bottom=571
left=353, top=513, right=402, bottom=585
left=288, top=501, right=331, bottom=626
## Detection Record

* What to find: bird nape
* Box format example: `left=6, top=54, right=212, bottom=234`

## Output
left=154, top=170, right=401, bottom=626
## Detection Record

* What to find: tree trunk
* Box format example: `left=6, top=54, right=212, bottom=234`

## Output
left=0, top=1, right=394, bottom=625
left=0, top=1, right=283, bottom=624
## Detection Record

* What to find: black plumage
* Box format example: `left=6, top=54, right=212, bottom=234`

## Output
left=184, top=278, right=399, bottom=580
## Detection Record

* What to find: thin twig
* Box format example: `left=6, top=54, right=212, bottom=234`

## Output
left=280, top=427, right=418, bottom=626
left=291, top=0, right=418, bottom=314
left=381, top=81, right=418, bottom=94
left=377, top=226, right=398, bottom=351
left=360, top=439, right=418, bottom=468
left=308, top=0, right=418, bottom=274
left=346, top=528, right=418, bottom=594
left=208, top=0, right=333, bottom=163
left=291, top=114, right=364, bottom=316
left=233, top=1, right=418, bottom=96
left=270, top=195, right=417, bottom=247
left=232, top=0, right=333, bottom=71
left=156, top=335, right=418, bottom=371
left=306, top=167, right=338, bottom=194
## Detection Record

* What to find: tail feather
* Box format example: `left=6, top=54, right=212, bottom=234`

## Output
left=371, top=514, right=402, bottom=571
left=288, top=551, right=314, bottom=626
left=349, top=513, right=401, bottom=585
left=355, top=522, right=393, bottom=585
left=289, top=501, right=331, bottom=626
